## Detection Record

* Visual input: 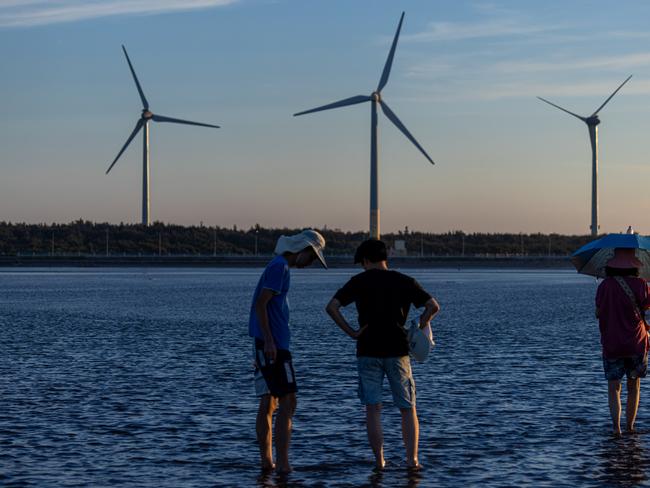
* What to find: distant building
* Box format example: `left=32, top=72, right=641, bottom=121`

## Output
left=393, top=239, right=407, bottom=257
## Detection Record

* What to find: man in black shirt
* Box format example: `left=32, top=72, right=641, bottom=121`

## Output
left=325, top=239, right=440, bottom=470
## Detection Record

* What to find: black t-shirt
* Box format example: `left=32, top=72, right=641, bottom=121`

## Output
left=333, top=269, right=432, bottom=357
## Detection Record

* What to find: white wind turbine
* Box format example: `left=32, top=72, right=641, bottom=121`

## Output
left=538, top=75, right=632, bottom=237
left=294, top=12, right=434, bottom=240
left=106, top=45, right=220, bottom=226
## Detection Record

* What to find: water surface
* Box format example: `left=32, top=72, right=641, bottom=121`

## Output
left=0, top=267, right=645, bottom=487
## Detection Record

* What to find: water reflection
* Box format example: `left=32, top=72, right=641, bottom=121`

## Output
left=256, top=471, right=306, bottom=488
left=406, top=468, right=424, bottom=488
left=256, top=470, right=275, bottom=487
left=4, top=268, right=648, bottom=486
left=599, top=434, right=649, bottom=487
left=363, top=467, right=422, bottom=488
left=254, top=465, right=423, bottom=488
left=368, top=469, right=384, bottom=487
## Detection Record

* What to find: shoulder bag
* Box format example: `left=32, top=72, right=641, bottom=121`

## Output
left=614, top=276, right=650, bottom=332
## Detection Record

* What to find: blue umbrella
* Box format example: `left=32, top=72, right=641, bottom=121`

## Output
left=572, top=233, right=650, bottom=279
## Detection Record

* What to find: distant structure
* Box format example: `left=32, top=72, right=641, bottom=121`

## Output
left=538, top=75, right=632, bottom=236
left=106, top=45, right=220, bottom=226
left=294, top=12, right=434, bottom=240
left=393, top=239, right=407, bottom=256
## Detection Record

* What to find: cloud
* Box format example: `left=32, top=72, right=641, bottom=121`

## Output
left=493, top=52, right=650, bottom=74
left=476, top=79, right=650, bottom=101
left=606, top=30, right=650, bottom=40
left=407, top=51, right=650, bottom=83
left=402, top=19, right=559, bottom=43
left=0, top=0, right=238, bottom=28
left=395, top=78, right=650, bottom=103
left=403, top=49, right=650, bottom=102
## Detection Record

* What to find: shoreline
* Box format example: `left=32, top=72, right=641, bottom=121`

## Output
left=0, top=255, right=574, bottom=269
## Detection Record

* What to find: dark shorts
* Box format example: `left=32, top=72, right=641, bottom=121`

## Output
left=603, top=354, right=648, bottom=381
left=253, top=339, right=297, bottom=398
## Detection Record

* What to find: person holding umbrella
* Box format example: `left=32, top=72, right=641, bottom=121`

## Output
left=595, top=247, right=650, bottom=435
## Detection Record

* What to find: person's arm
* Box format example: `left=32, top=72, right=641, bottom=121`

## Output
left=418, top=297, right=440, bottom=328
left=325, top=298, right=367, bottom=340
left=595, top=307, right=600, bottom=319
left=255, top=288, right=277, bottom=361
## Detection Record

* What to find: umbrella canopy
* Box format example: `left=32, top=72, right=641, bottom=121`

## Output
left=572, top=233, right=650, bottom=279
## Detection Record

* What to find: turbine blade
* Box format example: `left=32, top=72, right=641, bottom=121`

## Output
left=152, top=114, right=220, bottom=128
left=537, top=97, right=586, bottom=121
left=380, top=100, right=434, bottom=165
left=105, top=119, right=144, bottom=174
left=591, top=74, right=632, bottom=116
left=293, top=95, right=372, bottom=116
left=377, top=11, right=405, bottom=92
left=122, top=45, right=149, bottom=110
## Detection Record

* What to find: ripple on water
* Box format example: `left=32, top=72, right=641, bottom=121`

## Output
left=0, top=268, right=644, bottom=487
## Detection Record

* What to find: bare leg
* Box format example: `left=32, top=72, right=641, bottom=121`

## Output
left=626, top=377, right=641, bottom=433
left=400, top=407, right=420, bottom=468
left=608, top=380, right=622, bottom=436
left=256, top=395, right=278, bottom=470
left=275, top=392, right=296, bottom=473
left=366, top=404, right=385, bottom=469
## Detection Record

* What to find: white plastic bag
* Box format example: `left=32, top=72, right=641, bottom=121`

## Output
left=407, top=319, right=435, bottom=363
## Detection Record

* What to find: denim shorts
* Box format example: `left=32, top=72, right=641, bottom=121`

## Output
left=357, top=356, right=415, bottom=409
left=603, top=353, right=648, bottom=381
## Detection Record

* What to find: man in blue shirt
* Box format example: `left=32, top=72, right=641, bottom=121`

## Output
left=249, top=229, right=327, bottom=474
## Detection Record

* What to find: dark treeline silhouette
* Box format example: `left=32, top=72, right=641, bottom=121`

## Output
left=0, top=221, right=595, bottom=257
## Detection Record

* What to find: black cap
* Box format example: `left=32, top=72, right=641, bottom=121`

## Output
left=354, top=239, right=388, bottom=264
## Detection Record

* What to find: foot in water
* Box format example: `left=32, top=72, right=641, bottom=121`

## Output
left=275, top=464, right=292, bottom=475
left=407, top=461, right=423, bottom=471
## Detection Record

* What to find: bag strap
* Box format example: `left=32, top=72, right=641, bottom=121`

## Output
left=614, top=276, right=648, bottom=327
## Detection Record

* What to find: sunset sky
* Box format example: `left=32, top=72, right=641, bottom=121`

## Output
left=2, top=0, right=650, bottom=234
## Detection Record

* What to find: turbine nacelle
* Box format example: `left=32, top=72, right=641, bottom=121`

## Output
left=585, top=116, right=600, bottom=126
left=371, top=92, right=381, bottom=103
left=142, top=110, right=154, bottom=120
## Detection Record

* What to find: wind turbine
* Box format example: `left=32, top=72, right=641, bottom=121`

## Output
left=538, top=75, right=632, bottom=237
left=294, top=12, right=434, bottom=240
left=106, top=45, right=220, bottom=226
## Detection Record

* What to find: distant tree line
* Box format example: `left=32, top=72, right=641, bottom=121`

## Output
left=0, top=220, right=594, bottom=257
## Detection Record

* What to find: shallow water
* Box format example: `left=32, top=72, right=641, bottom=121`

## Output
left=0, top=267, right=647, bottom=487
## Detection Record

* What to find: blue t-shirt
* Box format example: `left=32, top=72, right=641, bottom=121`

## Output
left=248, top=255, right=291, bottom=350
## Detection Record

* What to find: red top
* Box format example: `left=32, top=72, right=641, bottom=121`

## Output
left=596, top=277, right=650, bottom=359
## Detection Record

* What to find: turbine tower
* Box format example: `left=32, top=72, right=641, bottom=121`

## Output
left=538, top=75, right=631, bottom=237
left=106, top=45, right=220, bottom=226
left=294, top=12, right=434, bottom=240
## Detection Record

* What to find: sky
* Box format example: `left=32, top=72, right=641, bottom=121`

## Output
left=2, top=0, right=650, bottom=235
